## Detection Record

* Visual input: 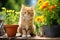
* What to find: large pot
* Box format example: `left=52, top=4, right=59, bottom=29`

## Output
left=5, top=25, right=19, bottom=37
left=43, top=24, right=60, bottom=37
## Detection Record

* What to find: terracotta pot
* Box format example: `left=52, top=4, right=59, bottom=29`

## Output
left=4, top=25, right=19, bottom=37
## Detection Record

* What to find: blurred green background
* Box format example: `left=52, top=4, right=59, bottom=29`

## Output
left=0, top=0, right=37, bottom=11
left=0, top=0, right=24, bottom=11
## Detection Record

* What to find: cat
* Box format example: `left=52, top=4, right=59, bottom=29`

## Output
left=19, top=4, right=36, bottom=37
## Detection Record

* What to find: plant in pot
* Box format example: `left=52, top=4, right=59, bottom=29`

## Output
left=35, top=0, right=60, bottom=37
left=2, top=7, right=20, bottom=37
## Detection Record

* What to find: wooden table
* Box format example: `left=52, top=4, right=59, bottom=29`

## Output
left=0, top=33, right=60, bottom=40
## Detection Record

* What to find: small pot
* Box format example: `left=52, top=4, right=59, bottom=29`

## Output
left=43, top=25, right=60, bottom=37
left=5, top=25, right=19, bottom=37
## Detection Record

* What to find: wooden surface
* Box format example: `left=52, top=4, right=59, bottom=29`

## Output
left=0, top=33, right=60, bottom=40
left=16, top=36, right=60, bottom=40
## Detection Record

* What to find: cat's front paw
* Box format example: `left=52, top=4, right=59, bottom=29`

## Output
left=27, top=35, right=31, bottom=37
left=22, top=35, right=26, bottom=37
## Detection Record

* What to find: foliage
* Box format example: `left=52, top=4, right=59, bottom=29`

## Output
left=0, top=0, right=24, bottom=11
left=6, top=0, right=24, bottom=11
left=35, top=0, right=60, bottom=26
left=2, top=7, right=20, bottom=24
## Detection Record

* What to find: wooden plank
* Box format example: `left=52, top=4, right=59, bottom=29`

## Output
left=0, top=33, right=60, bottom=40
left=16, top=36, right=60, bottom=40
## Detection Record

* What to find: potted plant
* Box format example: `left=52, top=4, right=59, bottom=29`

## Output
left=35, top=0, right=60, bottom=37
left=2, top=7, right=19, bottom=37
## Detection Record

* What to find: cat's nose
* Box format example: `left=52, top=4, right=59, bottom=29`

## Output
left=24, top=13, right=28, bottom=16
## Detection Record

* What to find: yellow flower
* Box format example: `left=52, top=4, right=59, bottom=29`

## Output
left=38, top=5, right=42, bottom=10
left=43, top=1, right=49, bottom=4
left=11, top=10, right=14, bottom=12
left=37, top=0, right=43, bottom=5
left=2, top=7, right=6, bottom=11
left=9, top=10, right=13, bottom=12
left=15, top=11, right=20, bottom=14
left=6, top=10, right=14, bottom=13
left=35, top=16, right=45, bottom=23
left=38, top=1, right=49, bottom=10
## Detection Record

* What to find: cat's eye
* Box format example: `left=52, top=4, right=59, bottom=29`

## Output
left=25, top=12, right=26, bottom=14
left=28, top=12, right=30, bottom=14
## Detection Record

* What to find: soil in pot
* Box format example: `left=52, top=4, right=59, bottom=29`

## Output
left=43, top=24, right=60, bottom=37
left=5, top=25, right=19, bottom=37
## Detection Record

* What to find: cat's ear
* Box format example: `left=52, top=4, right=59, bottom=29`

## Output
left=31, top=6, right=34, bottom=10
left=22, top=4, right=25, bottom=8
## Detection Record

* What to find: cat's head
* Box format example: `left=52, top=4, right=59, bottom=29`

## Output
left=21, top=4, right=34, bottom=18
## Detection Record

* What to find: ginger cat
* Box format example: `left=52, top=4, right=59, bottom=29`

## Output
left=19, top=4, right=36, bottom=37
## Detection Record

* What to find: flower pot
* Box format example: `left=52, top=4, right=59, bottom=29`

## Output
left=4, top=25, right=19, bottom=37
left=43, top=24, right=60, bottom=37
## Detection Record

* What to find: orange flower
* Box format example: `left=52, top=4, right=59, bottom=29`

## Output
left=42, top=1, right=49, bottom=9
left=49, top=5, right=57, bottom=11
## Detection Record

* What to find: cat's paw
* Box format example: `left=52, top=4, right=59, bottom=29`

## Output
left=22, top=35, right=26, bottom=37
left=27, top=35, right=31, bottom=37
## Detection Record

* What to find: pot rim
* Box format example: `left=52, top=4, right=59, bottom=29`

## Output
left=4, top=24, right=19, bottom=28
